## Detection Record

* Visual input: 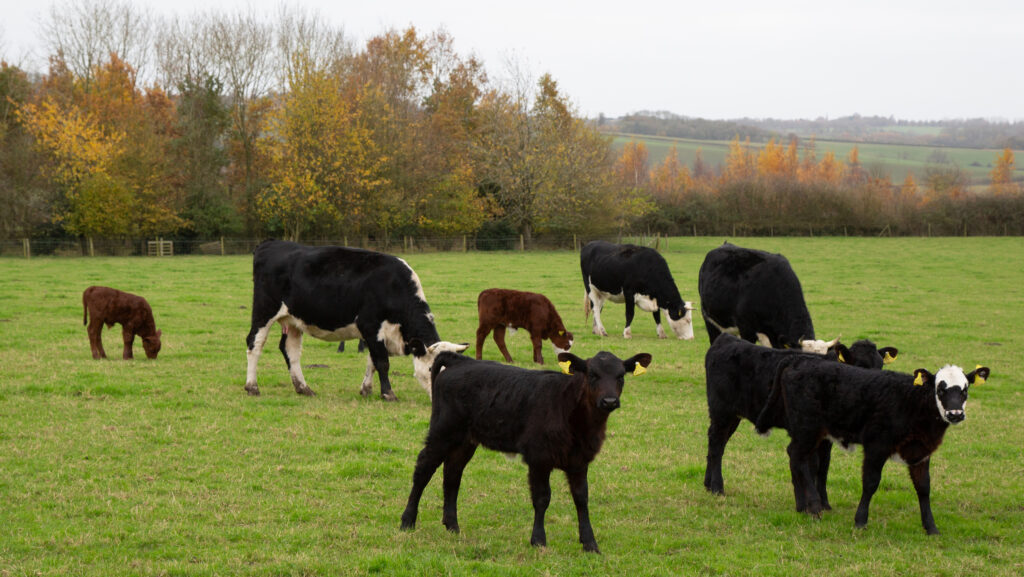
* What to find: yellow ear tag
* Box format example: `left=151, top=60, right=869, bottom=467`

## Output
left=975, top=365, right=986, bottom=385
left=838, top=352, right=846, bottom=363
left=883, top=352, right=896, bottom=364
left=633, top=364, right=647, bottom=376
left=913, top=372, right=925, bottom=386
left=559, top=360, right=573, bottom=375
left=558, top=330, right=564, bottom=336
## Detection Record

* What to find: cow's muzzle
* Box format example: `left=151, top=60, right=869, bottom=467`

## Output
left=945, top=410, right=965, bottom=424
left=598, top=397, right=620, bottom=412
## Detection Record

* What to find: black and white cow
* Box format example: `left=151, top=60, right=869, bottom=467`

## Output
left=698, top=242, right=835, bottom=352
left=755, top=356, right=989, bottom=534
left=704, top=334, right=897, bottom=511
left=244, top=240, right=466, bottom=400
left=580, top=240, right=694, bottom=339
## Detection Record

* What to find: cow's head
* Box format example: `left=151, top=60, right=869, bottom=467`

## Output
left=558, top=351, right=652, bottom=413
left=408, top=339, right=469, bottom=396
left=550, top=329, right=574, bottom=356
left=797, top=336, right=839, bottom=355
left=833, top=340, right=899, bottom=370
left=664, top=301, right=695, bottom=340
left=143, top=330, right=162, bottom=359
left=915, top=365, right=990, bottom=424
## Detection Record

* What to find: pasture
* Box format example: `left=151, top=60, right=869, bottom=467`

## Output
left=1, top=237, right=1022, bottom=576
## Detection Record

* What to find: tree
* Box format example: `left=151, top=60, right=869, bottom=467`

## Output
left=0, top=63, right=54, bottom=238
left=990, top=148, right=1019, bottom=196
left=41, top=0, right=153, bottom=83
left=614, top=140, right=649, bottom=189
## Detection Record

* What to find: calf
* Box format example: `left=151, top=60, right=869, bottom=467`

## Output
left=699, top=242, right=836, bottom=352
left=82, top=286, right=162, bottom=360
left=400, top=349, right=652, bottom=553
left=703, top=334, right=897, bottom=511
left=475, top=288, right=573, bottom=364
left=755, top=357, right=989, bottom=534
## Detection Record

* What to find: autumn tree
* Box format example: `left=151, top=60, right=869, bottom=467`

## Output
left=649, top=145, right=693, bottom=204
left=990, top=148, right=1019, bottom=196
left=41, top=0, right=153, bottom=83
left=614, top=140, right=649, bottom=189
left=258, top=50, right=383, bottom=241
left=0, top=63, right=55, bottom=238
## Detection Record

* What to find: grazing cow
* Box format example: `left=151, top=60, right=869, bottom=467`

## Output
left=400, top=350, right=653, bottom=552
left=699, top=242, right=835, bottom=352
left=82, top=286, right=162, bottom=360
left=755, top=357, right=989, bottom=534
left=475, top=288, right=573, bottom=364
left=703, top=334, right=898, bottom=510
left=580, top=240, right=694, bottom=339
left=244, top=240, right=466, bottom=400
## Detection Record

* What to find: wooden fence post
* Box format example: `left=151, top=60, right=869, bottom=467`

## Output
left=23, top=238, right=30, bottom=259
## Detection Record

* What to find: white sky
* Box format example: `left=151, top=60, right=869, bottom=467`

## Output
left=2, top=0, right=1021, bottom=121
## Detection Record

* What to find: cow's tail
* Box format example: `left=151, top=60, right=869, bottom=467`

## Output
left=82, top=290, right=89, bottom=325
left=583, top=289, right=592, bottom=322
left=430, top=351, right=471, bottom=385
left=755, top=358, right=794, bottom=435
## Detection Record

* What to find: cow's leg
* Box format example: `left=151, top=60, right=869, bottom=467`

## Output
left=121, top=325, right=135, bottom=359
left=908, top=460, right=939, bottom=535
left=278, top=327, right=291, bottom=369
left=588, top=290, right=608, bottom=337
left=364, top=339, right=396, bottom=401
left=788, top=441, right=822, bottom=517
left=653, top=309, right=667, bottom=339
left=566, top=465, right=599, bottom=553
left=527, top=464, right=553, bottom=548
left=622, top=292, right=635, bottom=339
left=282, top=326, right=314, bottom=396
left=87, top=317, right=106, bottom=359
left=704, top=413, right=742, bottom=494
left=529, top=332, right=544, bottom=364
left=813, top=441, right=834, bottom=511
left=400, top=436, right=454, bottom=531
left=475, top=322, right=490, bottom=360
left=493, top=325, right=513, bottom=363
left=441, top=441, right=478, bottom=534
left=359, top=354, right=376, bottom=397
left=853, top=450, right=888, bottom=529
left=245, top=316, right=279, bottom=396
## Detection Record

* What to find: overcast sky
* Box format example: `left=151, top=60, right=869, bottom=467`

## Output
left=2, top=0, right=1021, bottom=121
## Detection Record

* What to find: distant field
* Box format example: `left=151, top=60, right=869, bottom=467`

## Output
left=1, top=238, right=1023, bottom=576
left=610, top=132, right=1024, bottom=185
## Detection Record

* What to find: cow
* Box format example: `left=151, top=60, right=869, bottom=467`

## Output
left=475, top=288, right=573, bottom=364
left=698, top=242, right=835, bottom=352
left=755, top=356, right=989, bottom=534
left=703, top=334, right=898, bottom=511
left=580, top=240, right=694, bottom=340
left=82, top=286, right=162, bottom=360
left=400, top=349, right=653, bottom=553
left=244, top=240, right=467, bottom=400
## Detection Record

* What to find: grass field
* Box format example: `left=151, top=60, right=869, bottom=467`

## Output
left=2, top=238, right=1023, bottom=576
left=610, top=133, right=1024, bottom=185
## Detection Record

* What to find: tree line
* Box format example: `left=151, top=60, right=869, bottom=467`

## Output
left=1, top=0, right=1021, bottom=248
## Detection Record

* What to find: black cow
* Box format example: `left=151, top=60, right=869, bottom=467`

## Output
left=699, top=242, right=835, bottom=352
left=581, top=240, right=694, bottom=340
left=400, top=349, right=653, bottom=552
left=704, top=334, right=898, bottom=510
left=755, top=357, right=989, bottom=534
left=244, top=240, right=466, bottom=400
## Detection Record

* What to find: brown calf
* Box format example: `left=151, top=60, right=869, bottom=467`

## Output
left=476, top=288, right=573, bottom=364
left=82, top=286, right=162, bottom=360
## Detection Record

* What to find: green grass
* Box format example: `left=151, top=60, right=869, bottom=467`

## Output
left=611, top=133, right=1024, bottom=184
left=1, top=238, right=1023, bottom=576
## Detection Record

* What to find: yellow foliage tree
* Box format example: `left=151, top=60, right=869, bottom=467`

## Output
left=614, top=140, right=649, bottom=189
left=723, top=136, right=756, bottom=183
left=817, top=151, right=845, bottom=185
left=649, top=145, right=693, bottom=204
left=990, top=148, right=1019, bottom=196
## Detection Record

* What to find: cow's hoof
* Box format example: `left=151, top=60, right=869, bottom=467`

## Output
left=296, top=387, right=316, bottom=396
left=244, top=383, right=260, bottom=396
left=381, top=392, right=398, bottom=402
left=582, top=542, right=601, bottom=554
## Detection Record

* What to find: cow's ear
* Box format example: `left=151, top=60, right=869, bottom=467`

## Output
left=879, top=347, right=898, bottom=364
left=407, top=339, right=428, bottom=357
left=968, top=365, right=990, bottom=385
left=834, top=343, right=851, bottom=364
left=623, top=353, right=653, bottom=376
left=557, top=352, right=587, bottom=375
left=913, top=368, right=934, bottom=386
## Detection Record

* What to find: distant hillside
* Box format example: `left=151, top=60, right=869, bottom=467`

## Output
left=598, top=111, right=1024, bottom=150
